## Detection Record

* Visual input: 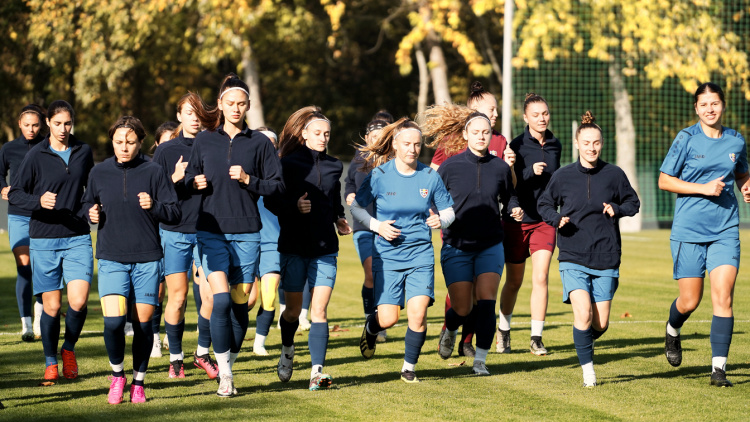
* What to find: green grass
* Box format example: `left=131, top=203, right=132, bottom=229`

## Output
left=1, top=230, right=750, bottom=421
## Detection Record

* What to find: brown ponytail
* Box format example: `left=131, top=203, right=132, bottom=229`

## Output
left=358, top=117, right=420, bottom=172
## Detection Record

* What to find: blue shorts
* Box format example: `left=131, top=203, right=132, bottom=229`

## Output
left=440, top=242, right=504, bottom=286
left=374, top=264, right=434, bottom=309
left=353, top=231, right=375, bottom=264
left=671, top=238, right=740, bottom=279
left=561, top=268, right=618, bottom=304
left=8, top=214, right=30, bottom=250
left=257, top=249, right=281, bottom=278
left=280, top=253, right=337, bottom=292
left=160, top=228, right=201, bottom=275
left=98, top=259, right=161, bottom=306
left=30, top=235, right=93, bottom=295
left=197, top=231, right=259, bottom=285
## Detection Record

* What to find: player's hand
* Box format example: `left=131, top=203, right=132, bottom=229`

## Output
left=336, top=217, right=352, bottom=235
left=193, top=174, right=207, bottom=190
left=510, top=207, right=524, bottom=222
left=89, top=204, right=101, bottom=223
left=703, top=176, right=725, bottom=196
left=1, top=186, right=10, bottom=200
left=533, top=162, right=547, bottom=176
left=378, top=220, right=401, bottom=241
left=742, top=184, right=750, bottom=203
left=40, top=191, right=57, bottom=210
left=603, top=202, right=615, bottom=217
left=426, top=209, right=441, bottom=229
left=297, top=192, right=311, bottom=214
left=172, top=155, right=188, bottom=183
left=558, top=216, right=570, bottom=228
left=346, top=192, right=355, bottom=206
left=503, top=146, right=516, bottom=167
left=138, top=192, right=152, bottom=210
left=229, top=165, right=250, bottom=184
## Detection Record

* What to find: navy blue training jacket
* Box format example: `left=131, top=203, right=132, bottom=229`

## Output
left=8, top=135, right=94, bottom=238
left=153, top=132, right=201, bottom=233
left=507, top=126, right=561, bottom=223
left=537, top=160, right=640, bottom=270
left=83, top=155, right=180, bottom=263
left=0, top=134, right=44, bottom=217
left=266, top=146, right=345, bottom=257
left=438, top=149, right=520, bottom=252
left=184, top=125, right=284, bottom=234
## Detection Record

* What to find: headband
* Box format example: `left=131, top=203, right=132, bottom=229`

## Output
left=464, top=115, right=492, bottom=131
left=260, top=130, right=277, bottom=141
left=366, top=121, right=387, bottom=134
left=393, top=127, right=422, bottom=140
left=219, top=87, right=250, bottom=100
left=304, top=118, right=331, bottom=130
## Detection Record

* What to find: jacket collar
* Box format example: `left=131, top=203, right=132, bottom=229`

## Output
left=575, top=159, right=605, bottom=174
left=462, top=148, right=493, bottom=164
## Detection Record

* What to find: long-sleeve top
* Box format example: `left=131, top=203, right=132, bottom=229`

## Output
left=507, top=126, right=561, bottom=223
left=344, top=151, right=374, bottom=233
left=153, top=132, right=201, bottom=233
left=265, top=146, right=345, bottom=257
left=537, top=160, right=640, bottom=270
left=0, top=134, right=44, bottom=216
left=8, top=135, right=93, bottom=238
left=438, top=149, right=520, bottom=251
left=83, top=156, right=180, bottom=263
left=184, top=125, right=284, bottom=234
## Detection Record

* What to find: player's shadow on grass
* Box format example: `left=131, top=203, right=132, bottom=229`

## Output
left=607, top=362, right=750, bottom=385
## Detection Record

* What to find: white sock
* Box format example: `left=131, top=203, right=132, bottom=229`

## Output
left=402, top=361, right=415, bottom=372
left=196, top=345, right=210, bottom=356
left=34, top=301, right=44, bottom=317
left=110, top=361, right=124, bottom=373
left=531, top=320, right=545, bottom=337
left=153, top=333, right=160, bottom=341
left=474, top=348, right=489, bottom=363
left=170, top=353, right=183, bottom=362
left=229, top=352, right=239, bottom=369
left=254, top=334, right=267, bottom=348
left=133, top=370, right=146, bottom=382
left=214, top=351, right=231, bottom=377
left=666, top=322, right=680, bottom=337
left=300, top=309, right=309, bottom=320
left=712, top=357, right=727, bottom=372
left=21, top=316, right=31, bottom=331
left=311, top=364, right=323, bottom=377
left=581, top=361, right=595, bottom=377
left=498, top=313, right=512, bottom=331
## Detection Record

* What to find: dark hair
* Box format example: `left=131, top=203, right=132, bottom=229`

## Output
left=46, top=100, right=75, bottom=121
left=694, top=82, right=725, bottom=105
left=153, top=121, right=178, bottom=148
left=523, top=92, right=549, bottom=113
left=366, top=119, right=388, bottom=135
left=575, top=111, right=602, bottom=139
left=109, top=116, right=147, bottom=143
left=358, top=117, right=421, bottom=172
left=18, top=104, right=45, bottom=121
left=371, top=109, right=394, bottom=124
left=193, top=73, right=250, bottom=131
left=467, top=81, right=493, bottom=107
left=278, top=106, right=330, bottom=158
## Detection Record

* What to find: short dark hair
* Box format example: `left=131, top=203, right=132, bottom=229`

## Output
left=109, top=116, right=147, bottom=142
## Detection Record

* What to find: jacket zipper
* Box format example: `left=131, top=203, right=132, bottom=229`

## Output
left=476, top=160, right=481, bottom=190
left=123, top=168, right=128, bottom=200
left=587, top=173, right=591, bottom=200
left=315, top=154, right=321, bottom=188
left=227, top=139, right=233, bottom=163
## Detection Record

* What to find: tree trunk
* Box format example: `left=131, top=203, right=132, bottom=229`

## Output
left=609, top=61, right=641, bottom=232
left=242, top=41, right=265, bottom=128
left=426, top=30, right=451, bottom=105
left=415, top=43, right=430, bottom=116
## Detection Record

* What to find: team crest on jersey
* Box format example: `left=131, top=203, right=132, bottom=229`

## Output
left=729, top=153, right=736, bottom=163
left=419, top=188, right=428, bottom=198
left=490, top=150, right=498, bottom=156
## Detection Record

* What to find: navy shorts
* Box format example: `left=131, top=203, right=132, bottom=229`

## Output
left=280, top=253, right=337, bottom=292
left=161, top=228, right=200, bottom=275
left=98, top=259, right=161, bottom=306
left=374, top=264, right=434, bottom=309
left=30, top=235, right=93, bottom=295
left=197, top=231, right=259, bottom=286
left=561, top=269, right=618, bottom=304
left=440, top=242, right=504, bottom=286
left=353, top=231, right=375, bottom=264
left=257, top=248, right=281, bottom=278
left=8, top=214, right=30, bottom=250
left=670, top=238, right=740, bottom=279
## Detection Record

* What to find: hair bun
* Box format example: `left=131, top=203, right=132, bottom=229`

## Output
left=525, top=92, right=537, bottom=101
left=580, top=110, right=596, bottom=125
left=470, top=81, right=485, bottom=94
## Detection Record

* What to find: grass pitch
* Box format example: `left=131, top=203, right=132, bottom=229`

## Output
left=1, top=230, right=749, bottom=421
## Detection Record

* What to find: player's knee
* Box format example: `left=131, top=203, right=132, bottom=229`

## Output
left=230, top=283, right=252, bottom=304
left=100, top=295, right=127, bottom=317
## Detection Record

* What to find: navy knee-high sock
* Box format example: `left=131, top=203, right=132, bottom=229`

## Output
left=62, top=306, right=87, bottom=351
left=404, top=328, right=427, bottom=365
left=256, top=306, right=275, bottom=337
left=230, top=301, right=249, bottom=353
left=151, top=302, right=163, bottom=334
left=302, top=284, right=311, bottom=310
left=445, top=307, right=467, bottom=332
left=710, top=315, right=734, bottom=359
left=103, top=316, right=126, bottom=374
left=573, top=326, right=594, bottom=366
left=197, top=314, right=212, bottom=349
left=474, top=300, right=496, bottom=350
left=16, top=265, right=32, bottom=318
left=366, top=312, right=383, bottom=335
left=210, top=293, right=232, bottom=354
left=309, top=322, right=329, bottom=368
left=361, top=286, right=375, bottom=316
left=40, top=311, right=60, bottom=366
left=279, top=314, right=299, bottom=347
left=193, top=282, right=202, bottom=314
left=668, top=299, right=690, bottom=329
left=165, top=320, right=185, bottom=358
left=461, top=306, right=477, bottom=344
left=592, top=325, right=609, bottom=340
left=132, top=320, right=154, bottom=376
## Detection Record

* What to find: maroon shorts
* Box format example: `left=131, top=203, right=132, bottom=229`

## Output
left=503, top=220, right=556, bottom=264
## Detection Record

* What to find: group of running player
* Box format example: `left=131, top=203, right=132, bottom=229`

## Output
left=3, top=76, right=746, bottom=405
